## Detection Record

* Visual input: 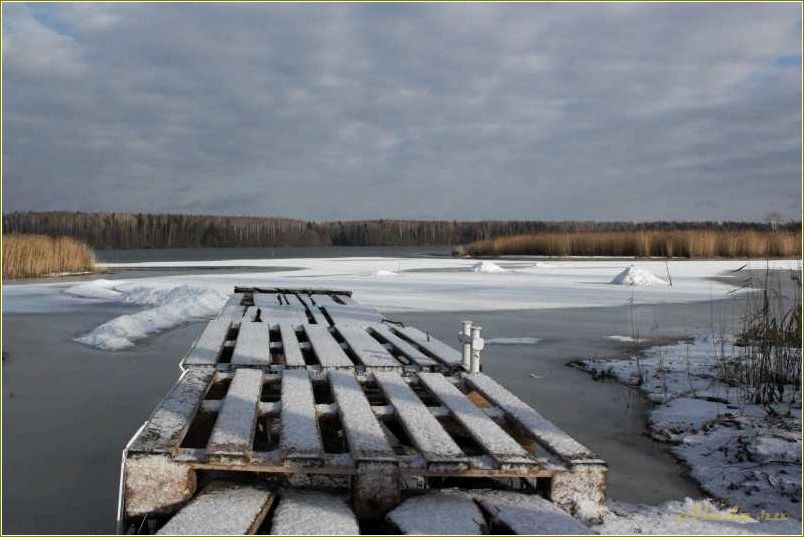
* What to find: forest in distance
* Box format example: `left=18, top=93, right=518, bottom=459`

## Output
left=3, top=211, right=800, bottom=250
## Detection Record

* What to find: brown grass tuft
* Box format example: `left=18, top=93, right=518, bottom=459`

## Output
left=462, top=229, right=802, bottom=258
left=2, top=234, right=96, bottom=280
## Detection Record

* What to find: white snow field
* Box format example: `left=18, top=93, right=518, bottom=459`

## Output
left=580, top=338, right=802, bottom=527
left=3, top=257, right=798, bottom=351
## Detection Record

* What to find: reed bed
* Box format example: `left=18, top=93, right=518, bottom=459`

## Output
left=461, top=229, right=802, bottom=258
left=2, top=233, right=96, bottom=279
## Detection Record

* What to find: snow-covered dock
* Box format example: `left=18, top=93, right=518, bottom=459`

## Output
left=119, top=288, right=606, bottom=534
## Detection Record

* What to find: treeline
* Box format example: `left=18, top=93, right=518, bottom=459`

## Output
left=2, top=211, right=799, bottom=250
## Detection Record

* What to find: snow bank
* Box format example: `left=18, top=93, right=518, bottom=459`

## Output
left=579, top=338, right=802, bottom=519
left=611, top=265, right=669, bottom=286
left=471, top=261, right=506, bottom=273
left=486, top=337, right=541, bottom=345
left=67, top=280, right=228, bottom=350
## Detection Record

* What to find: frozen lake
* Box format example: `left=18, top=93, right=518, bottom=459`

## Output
left=3, top=246, right=797, bottom=533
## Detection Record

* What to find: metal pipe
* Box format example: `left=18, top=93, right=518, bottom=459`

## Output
left=461, top=320, right=473, bottom=371
left=470, top=324, right=483, bottom=373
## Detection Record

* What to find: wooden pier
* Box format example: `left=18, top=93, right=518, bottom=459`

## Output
left=119, top=288, right=606, bottom=534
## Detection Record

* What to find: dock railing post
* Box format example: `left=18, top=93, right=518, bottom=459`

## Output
left=460, top=320, right=473, bottom=371
left=470, top=324, right=484, bottom=373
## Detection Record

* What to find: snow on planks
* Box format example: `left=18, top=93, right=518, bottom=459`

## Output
left=207, top=369, right=263, bottom=457
left=156, top=481, right=274, bottom=535
left=122, top=288, right=606, bottom=533
left=280, top=369, right=323, bottom=462
left=180, top=289, right=467, bottom=371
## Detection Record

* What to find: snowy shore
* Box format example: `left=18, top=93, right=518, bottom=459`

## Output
left=578, top=337, right=802, bottom=533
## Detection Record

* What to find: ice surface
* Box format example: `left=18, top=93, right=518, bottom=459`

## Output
left=270, top=490, right=359, bottom=535
left=10, top=258, right=799, bottom=348
left=486, top=337, right=541, bottom=345
left=610, top=265, right=669, bottom=286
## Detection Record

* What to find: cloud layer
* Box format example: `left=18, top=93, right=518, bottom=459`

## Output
left=2, top=2, right=801, bottom=220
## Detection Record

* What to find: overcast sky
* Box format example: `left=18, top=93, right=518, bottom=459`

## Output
left=2, top=2, right=801, bottom=221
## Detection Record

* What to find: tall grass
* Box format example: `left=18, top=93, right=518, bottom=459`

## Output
left=461, top=229, right=802, bottom=258
left=2, top=234, right=96, bottom=279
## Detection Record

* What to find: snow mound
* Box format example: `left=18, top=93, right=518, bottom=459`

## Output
left=486, top=337, right=541, bottom=345
left=367, top=269, right=398, bottom=277
left=471, top=261, right=506, bottom=273
left=606, top=335, right=642, bottom=343
left=67, top=279, right=228, bottom=350
left=610, top=265, right=668, bottom=286
left=65, top=279, right=124, bottom=300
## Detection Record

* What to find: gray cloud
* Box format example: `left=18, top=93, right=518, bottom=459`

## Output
left=2, top=2, right=801, bottom=220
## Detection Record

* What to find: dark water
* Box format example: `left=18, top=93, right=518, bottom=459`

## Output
left=3, top=249, right=776, bottom=534
left=97, top=245, right=450, bottom=263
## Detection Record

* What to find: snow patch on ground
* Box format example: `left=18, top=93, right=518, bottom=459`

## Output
left=471, top=261, right=506, bottom=273
left=486, top=337, right=541, bottom=345
left=611, top=265, right=669, bottom=286
left=579, top=338, right=802, bottom=519
left=67, top=280, right=228, bottom=350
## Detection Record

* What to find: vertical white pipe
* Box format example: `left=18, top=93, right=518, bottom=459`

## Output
left=470, top=325, right=482, bottom=373
left=461, top=320, right=473, bottom=371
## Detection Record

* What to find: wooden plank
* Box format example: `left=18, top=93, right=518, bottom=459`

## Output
left=475, top=491, right=595, bottom=535
left=296, top=294, right=329, bottom=325
left=279, top=322, right=306, bottom=368
left=369, top=324, right=438, bottom=368
left=207, top=369, right=263, bottom=456
left=329, top=371, right=395, bottom=460
left=231, top=322, right=271, bottom=367
left=418, top=373, right=532, bottom=466
left=463, top=374, right=599, bottom=463
left=157, top=481, right=274, bottom=535
left=310, top=294, right=340, bottom=306
left=338, top=326, right=401, bottom=368
left=373, top=372, right=467, bottom=466
left=271, top=490, right=359, bottom=535
left=323, top=304, right=383, bottom=326
left=280, top=370, right=323, bottom=460
left=217, top=293, right=245, bottom=320
left=259, top=304, right=309, bottom=325
left=184, top=318, right=231, bottom=366
left=130, top=367, right=215, bottom=453
left=304, top=325, right=354, bottom=368
left=393, top=326, right=463, bottom=367
left=242, top=306, right=259, bottom=322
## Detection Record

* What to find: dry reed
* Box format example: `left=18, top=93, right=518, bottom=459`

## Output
left=462, top=229, right=802, bottom=258
left=2, top=233, right=96, bottom=279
